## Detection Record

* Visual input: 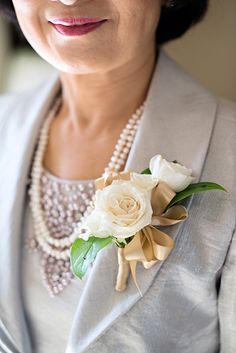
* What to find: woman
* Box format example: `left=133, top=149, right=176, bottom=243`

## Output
left=0, top=1, right=236, bottom=353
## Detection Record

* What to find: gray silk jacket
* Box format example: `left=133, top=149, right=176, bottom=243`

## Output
left=0, top=49, right=236, bottom=353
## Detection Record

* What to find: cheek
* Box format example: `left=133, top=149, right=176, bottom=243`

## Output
left=117, top=0, right=162, bottom=42
left=12, top=0, right=47, bottom=52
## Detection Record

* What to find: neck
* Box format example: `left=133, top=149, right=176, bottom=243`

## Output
left=57, top=45, right=158, bottom=132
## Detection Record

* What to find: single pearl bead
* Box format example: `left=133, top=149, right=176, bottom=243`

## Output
left=28, top=95, right=145, bottom=266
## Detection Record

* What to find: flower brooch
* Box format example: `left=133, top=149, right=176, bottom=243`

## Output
left=70, top=154, right=226, bottom=293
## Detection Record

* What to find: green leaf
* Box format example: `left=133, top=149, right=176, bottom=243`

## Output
left=141, top=162, right=179, bottom=174
left=70, top=236, right=113, bottom=279
left=166, top=182, right=227, bottom=211
left=141, top=167, right=151, bottom=174
left=115, top=236, right=134, bottom=248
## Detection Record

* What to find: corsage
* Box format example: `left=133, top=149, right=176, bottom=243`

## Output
left=70, top=154, right=226, bottom=293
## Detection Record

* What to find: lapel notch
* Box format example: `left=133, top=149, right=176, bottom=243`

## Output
left=0, top=49, right=217, bottom=353
left=66, top=49, right=217, bottom=353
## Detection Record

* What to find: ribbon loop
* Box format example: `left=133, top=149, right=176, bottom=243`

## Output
left=122, top=224, right=175, bottom=293
left=151, top=181, right=176, bottom=215
left=124, top=225, right=174, bottom=263
left=152, top=205, right=188, bottom=226
left=94, top=170, right=189, bottom=292
left=119, top=181, right=188, bottom=292
left=95, top=170, right=131, bottom=189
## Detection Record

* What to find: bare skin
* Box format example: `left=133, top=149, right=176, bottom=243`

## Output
left=12, top=0, right=164, bottom=179
left=43, top=48, right=157, bottom=180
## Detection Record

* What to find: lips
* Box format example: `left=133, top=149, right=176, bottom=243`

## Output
left=50, top=17, right=105, bottom=26
left=49, top=16, right=107, bottom=36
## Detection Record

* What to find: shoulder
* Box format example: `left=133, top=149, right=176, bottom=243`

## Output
left=0, top=90, right=35, bottom=130
left=216, top=97, right=236, bottom=123
left=0, top=92, right=19, bottom=125
left=201, top=96, right=236, bottom=208
left=0, top=71, right=60, bottom=132
left=212, top=97, right=236, bottom=164
left=210, top=97, right=236, bottom=162
left=0, top=89, right=32, bottom=110
left=161, top=52, right=236, bottom=124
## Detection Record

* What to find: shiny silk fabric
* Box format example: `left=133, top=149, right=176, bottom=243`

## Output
left=0, top=49, right=236, bottom=353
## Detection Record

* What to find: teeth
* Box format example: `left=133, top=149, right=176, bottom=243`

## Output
left=51, top=21, right=86, bottom=26
left=67, top=23, right=85, bottom=26
left=59, top=23, right=84, bottom=26
left=50, top=19, right=104, bottom=26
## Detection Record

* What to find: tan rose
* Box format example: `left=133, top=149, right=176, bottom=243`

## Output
left=80, top=173, right=158, bottom=239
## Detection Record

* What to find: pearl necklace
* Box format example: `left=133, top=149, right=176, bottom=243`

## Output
left=29, top=94, right=146, bottom=260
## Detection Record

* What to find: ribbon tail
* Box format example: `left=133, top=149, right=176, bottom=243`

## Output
left=115, top=248, right=130, bottom=292
left=129, top=260, right=143, bottom=297
left=142, top=259, right=158, bottom=269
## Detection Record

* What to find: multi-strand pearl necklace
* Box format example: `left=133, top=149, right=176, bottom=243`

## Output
left=29, top=94, right=146, bottom=262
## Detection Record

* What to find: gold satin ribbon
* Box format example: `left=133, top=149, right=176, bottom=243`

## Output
left=94, top=171, right=188, bottom=291
left=95, top=170, right=131, bottom=189
left=123, top=225, right=175, bottom=292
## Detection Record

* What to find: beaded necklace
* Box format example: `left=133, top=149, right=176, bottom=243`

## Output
left=26, top=94, right=146, bottom=296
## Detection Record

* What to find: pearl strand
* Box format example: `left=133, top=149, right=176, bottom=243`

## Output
left=29, top=95, right=146, bottom=259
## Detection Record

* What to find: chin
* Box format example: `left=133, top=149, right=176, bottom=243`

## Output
left=51, top=54, right=120, bottom=75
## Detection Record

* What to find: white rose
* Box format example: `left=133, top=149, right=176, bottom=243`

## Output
left=149, top=154, right=195, bottom=192
left=130, top=172, right=159, bottom=192
left=80, top=173, right=158, bottom=239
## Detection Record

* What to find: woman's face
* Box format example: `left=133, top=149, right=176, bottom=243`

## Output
left=11, top=0, right=163, bottom=74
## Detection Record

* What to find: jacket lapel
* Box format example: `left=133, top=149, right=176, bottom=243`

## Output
left=0, top=49, right=217, bottom=353
left=0, top=72, right=61, bottom=353
left=65, top=50, right=217, bottom=353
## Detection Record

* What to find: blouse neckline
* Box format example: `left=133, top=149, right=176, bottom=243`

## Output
left=42, top=167, right=94, bottom=184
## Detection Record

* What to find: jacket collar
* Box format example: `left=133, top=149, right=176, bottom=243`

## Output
left=0, top=49, right=217, bottom=353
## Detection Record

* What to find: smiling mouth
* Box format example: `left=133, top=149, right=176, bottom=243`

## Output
left=49, top=17, right=107, bottom=26
left=49, top=19, right=108, bottom=36
left=56, top=20, right=107, bottom=27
